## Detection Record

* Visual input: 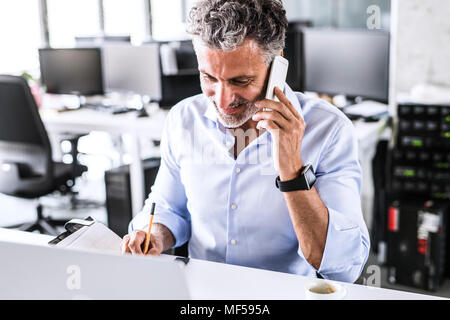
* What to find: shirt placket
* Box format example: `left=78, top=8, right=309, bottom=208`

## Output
left=224, top=135, right=267, bottom=264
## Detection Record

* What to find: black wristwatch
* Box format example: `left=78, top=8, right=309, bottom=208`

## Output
left=275, top=164, right=316, bottom=192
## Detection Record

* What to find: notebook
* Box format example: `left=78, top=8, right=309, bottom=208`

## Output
left=49, top=217, right=123, bottom=254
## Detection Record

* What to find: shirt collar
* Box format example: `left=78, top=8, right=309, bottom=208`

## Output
left=204, top=96, right=218, bottom=123
left=283, top=84, right=304, bottom=119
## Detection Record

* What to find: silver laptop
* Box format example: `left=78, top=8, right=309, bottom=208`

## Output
left=0, top=240, right=191, bottom=299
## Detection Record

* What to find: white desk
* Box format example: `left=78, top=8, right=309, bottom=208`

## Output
left=41, top=107, right=168, bottom=217
left=0, top=228, right=443, bottom=300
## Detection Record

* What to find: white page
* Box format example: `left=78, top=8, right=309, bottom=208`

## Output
left=56, top=222, right=123, bottom=254
left=55, top=225, right=89, bottom=247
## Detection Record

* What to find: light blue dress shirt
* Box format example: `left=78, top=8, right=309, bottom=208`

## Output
left=130, top=85, right=370, bottom=283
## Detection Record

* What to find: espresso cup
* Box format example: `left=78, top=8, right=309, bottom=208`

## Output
left=305, top=280, right=347, bottom=300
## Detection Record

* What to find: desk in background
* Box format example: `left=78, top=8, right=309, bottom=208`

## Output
left=0, top=227, right=443, bottom=300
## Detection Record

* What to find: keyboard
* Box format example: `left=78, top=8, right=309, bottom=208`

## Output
left=82, top=103, right=135, bottom=115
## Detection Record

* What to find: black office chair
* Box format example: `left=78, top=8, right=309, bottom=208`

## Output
left=0, top=75, right=87, bottom=235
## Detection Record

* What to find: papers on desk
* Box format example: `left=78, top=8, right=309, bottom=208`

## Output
left=48, top=217, right=122, bottom=254
left=344, top=100, right=389, bottom=118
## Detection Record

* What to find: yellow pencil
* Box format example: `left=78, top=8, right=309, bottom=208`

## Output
left=143, top=202, right=155, bottom=255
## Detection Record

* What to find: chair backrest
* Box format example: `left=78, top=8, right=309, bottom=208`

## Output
left=0, top=75, right=53, bottom=196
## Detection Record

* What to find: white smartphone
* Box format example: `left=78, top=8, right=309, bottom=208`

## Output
left=265, top=55, right=289, bottom=101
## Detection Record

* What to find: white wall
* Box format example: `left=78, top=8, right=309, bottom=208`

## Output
left=394, top=0, right=450, bottom=93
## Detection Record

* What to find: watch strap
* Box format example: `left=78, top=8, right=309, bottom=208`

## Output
left=275, top=164, right=315, bottom=192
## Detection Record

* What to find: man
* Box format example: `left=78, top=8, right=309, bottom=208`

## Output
left=121, top=0, right=370, bottom=283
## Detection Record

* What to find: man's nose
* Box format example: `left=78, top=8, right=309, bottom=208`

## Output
left=215, top=82, right=234, bottom=109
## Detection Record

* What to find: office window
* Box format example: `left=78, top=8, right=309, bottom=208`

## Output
left=284, top=0, right=390, bottom=30
left=0, top=0, right=42, bottom=75
left=103, top=0, right=148, bottom=44
left=150, top=0, right=189, bottom=40
left=47, top=0, right=101, bottom=47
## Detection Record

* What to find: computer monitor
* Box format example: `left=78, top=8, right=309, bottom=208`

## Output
left=102, top=43, right=162, bottom=100
left=284, top=20, right=312, bottom=91
left=302, top=28, right=390, bottom=102
left=157, top=40, right=202, bottom=109
left=39, top=48, right=104, bottom=96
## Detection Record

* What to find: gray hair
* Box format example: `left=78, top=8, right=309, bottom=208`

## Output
left=187, top=0, right=288, bottom=65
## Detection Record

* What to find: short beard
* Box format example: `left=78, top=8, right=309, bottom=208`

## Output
left=209, top=96, right=261, bottom=129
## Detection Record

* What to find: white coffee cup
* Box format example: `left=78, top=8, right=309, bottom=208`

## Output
left=305, top=280, right=347, bottom=300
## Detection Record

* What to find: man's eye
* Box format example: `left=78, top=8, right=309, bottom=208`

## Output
left=232, top=79, right=251, bottom=86
left=201, top=74, right=215, bottom=81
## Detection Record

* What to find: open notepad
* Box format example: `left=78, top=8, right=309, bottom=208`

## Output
left=48, top=217, right=123, bottom=254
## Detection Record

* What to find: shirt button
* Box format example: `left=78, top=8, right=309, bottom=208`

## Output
left=226, top=141, right=233, bottom=147
left=230, top=239, right=237, bottom=245
left=231, top=204, right=237, bottom=210
left=235, top=167, right=241, bottom=173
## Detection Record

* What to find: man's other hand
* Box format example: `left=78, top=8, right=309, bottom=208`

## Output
left=121, top=230, right=164, bottom=256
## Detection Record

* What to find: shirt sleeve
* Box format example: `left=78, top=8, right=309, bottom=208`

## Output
left=129, top=109, right=191, bottom=248
left=297, top=119, right=370, bottom=283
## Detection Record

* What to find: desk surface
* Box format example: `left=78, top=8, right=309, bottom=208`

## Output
left=40, top=107, right=168, bottom=139
left=0, top=228, right=444, bottom=300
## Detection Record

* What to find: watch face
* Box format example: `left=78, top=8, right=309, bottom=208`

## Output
left=304, top=165, right=316, bottom=188
left=301, top=164, right=311, bottom=175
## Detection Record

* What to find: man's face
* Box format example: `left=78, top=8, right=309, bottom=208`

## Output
left=195, top=39, right=269, bottom=128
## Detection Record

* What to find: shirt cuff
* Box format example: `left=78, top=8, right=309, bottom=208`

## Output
left=130, top=208, right=190, bottom=248
left=152, top=211, right=190, bottom=248
left=298, top=207, right=369, bottom=282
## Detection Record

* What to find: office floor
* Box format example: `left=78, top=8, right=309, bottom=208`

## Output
left=0, top=133, right=112, bottom=230
left=1, top=133, right=449, bottom=299
left=0, top=169, right=108, bottom=231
